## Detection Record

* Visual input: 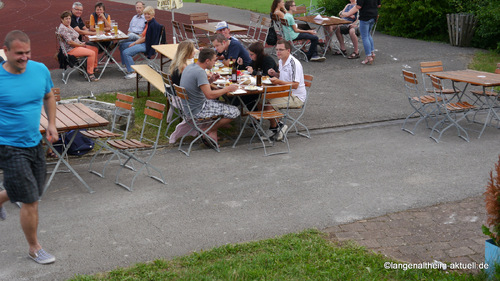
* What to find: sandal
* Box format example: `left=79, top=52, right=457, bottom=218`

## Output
left=333, top=49, right=347, bottom=56
left=89, top=74, right=99, bottom=82
left=361, top=56, right=373, bottom=65
left=201, top=136, right=217, bottom=149
left=347, top=52, right=360, bottom=59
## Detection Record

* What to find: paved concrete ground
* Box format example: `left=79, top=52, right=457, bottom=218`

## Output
left=0, top=1, right=496, bottom=280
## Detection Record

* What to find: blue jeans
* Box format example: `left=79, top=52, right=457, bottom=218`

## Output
left=119, top=42, right=146, bottom=73
left=295, top=32, right=319, bottom=59
left=359, top=18, right=375, bottom=57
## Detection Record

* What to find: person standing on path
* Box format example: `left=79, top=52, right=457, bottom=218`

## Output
left=0, top=30, right=58, bottom=265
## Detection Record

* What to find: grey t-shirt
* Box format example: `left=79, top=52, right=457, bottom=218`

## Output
left=179, top=63, right=209, bottom=116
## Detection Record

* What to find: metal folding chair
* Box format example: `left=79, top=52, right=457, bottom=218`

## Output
left=241, top=17, right=273, bottom=47
left=55, top=29, right=89, bottom=84
left=429, top=75, right=477, bottom=143
left=282, top=74, right=313, bottom=138
left=233, top=12, right=261, bottom=41
left=161, top=72, right=182, bottom=140
left=470, top=63, right=500, bottom=137
left=80, top=93, right=134, bottom=178
left=401, top=70, right=442, bottom=135
left=420, top=61, right=460, bottom=96
left=172, top=20, right=187, bottom=43
left=107, top=100, right=167, bottom=191
left=174, top=85, right=222, bottom=156
left=248, top=84, right=292, bottom=156
left=135, top=25, right=166, bottom=71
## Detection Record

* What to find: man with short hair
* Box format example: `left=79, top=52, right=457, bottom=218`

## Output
left=215, top=21, right=233, bottom=40
left=212, top=34, right=251, bottom=69
left=180, top=48, right=240, bottom=144
left=283, top=0, right=325, bottom=62
left=267, top=39, right=307, bottom=141
left=126, top=1, right=146, bottom=41
left=0, top=30, right=58, bottom=265
left=71, top=2, right=96, bottom=41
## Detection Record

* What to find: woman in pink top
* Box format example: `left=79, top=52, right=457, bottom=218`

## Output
left=57, top=11, right=99, bottom=81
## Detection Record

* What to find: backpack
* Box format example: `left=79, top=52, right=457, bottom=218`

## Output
left=266, top=25, right=278, bottom=46
left=53, top=130, right=94, bottom=156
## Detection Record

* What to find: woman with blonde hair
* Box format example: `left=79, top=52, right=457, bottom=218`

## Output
left=169, top=40, right=195, bottom=86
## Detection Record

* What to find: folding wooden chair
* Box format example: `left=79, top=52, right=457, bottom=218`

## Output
left=161, top=72, right=182, bottom=140
left=429, top=75, right=476, bottom=143
left=248, top=84, right=292, bottom=156
left=401, top=70, right=441, bottom=135
left=188, top=13, right=212, bottom=46
left=80, top=93, right=134, bottom=178
left=233, top=12, right=261, bottom=41
left=283, top=74, right=313, bottom=138
left=174, top=85, right=222, bottom=156
left=172, top=20, right=187, bottom=43
left=420, top=61, right=460, bottom=96
left=55, top=29, right=89, bottom=84
left=107, top=100, right=166, bottom=191
left=470, top=63, right=500, bottom=137
left=241, top=17, right=273, bottom=46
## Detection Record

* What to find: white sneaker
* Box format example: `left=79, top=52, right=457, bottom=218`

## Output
left=275, top=124, right=288, bottom=142
left=124, top=73, right=137, bottom=79
left=310, top=56, right=326, bottom=62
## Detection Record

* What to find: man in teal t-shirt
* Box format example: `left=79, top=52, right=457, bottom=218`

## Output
left=282, top=0, right=325, bottom=62
left=0, top=30, right=58, bottom=265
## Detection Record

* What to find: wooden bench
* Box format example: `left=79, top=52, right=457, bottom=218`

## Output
left=131, top=64, right=165, bottom=98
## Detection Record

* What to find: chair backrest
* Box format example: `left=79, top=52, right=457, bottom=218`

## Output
left=246, top=12, right=262, bottom=38
left=55, top=28, right=68, bottom=56
left=420, top=61, right=444, bottom=90
left=111, top=93, right=134, bottom=139
left=172, top=20, right=186, bottom=42
left=259, top=17, right=273, bottom=42
left=190, top=13, right=209, bottom=24
left=140, top=100, right=165, bottom=145
left=429, top=75, right=444, bottom=92
left=263, top=84, right=292, bottom=100
left=293, top=5, right=307, bottom=17
left=402, top=70, right=423, bottom=100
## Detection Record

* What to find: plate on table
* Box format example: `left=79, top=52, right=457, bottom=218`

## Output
left=262, top=79, right=272, bottom=85
left=214, top=79, right=228, bottom=84
left=245, top=85, right=262, bottom=91
left=215, top=61, right=224, bottom=68
left=232, top=89, right=247, bottom=94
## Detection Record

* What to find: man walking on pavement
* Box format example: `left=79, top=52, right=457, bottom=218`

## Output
left=0, top=30, right=58, bottom=265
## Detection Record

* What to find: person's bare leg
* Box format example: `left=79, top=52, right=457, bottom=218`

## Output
left=349, top=28, right=358, bottom=54
left=207, top=118, right=233, bottom=141
left=20, top=201, right=42, bottom=254
left=0, top=190, right=9, bottom=206
left=335, top=27, right=346, bottom=51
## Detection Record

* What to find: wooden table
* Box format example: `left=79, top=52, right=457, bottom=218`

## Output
left=88, top=30, right=129, bottom=79
left=41, top=103, right=109, bottom=194
left=131, top=64, right=165, bottom=98
left=152, top=44, right=179, bottom=72
left=295, top=15, right=351, bottom=57
left=431, top=69, right=500, bottom=138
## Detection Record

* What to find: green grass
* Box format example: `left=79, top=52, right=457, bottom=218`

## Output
left=468, top=50, right=500, bottom=73
left=69, top=229, right=485, bottom=280
left=182, top=0, right=317, bottom=14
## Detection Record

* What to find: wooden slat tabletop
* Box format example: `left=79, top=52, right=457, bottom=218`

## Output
left=431, top=70, right=500, bottom=87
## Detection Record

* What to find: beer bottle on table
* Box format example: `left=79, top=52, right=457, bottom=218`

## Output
left=256, top=68, right=262, bottom=86
left=231, top=58, right=238, bottom=83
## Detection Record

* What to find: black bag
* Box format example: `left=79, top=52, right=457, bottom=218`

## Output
left=53, top=130, right=94, bottom=156
left=266, top=25, right=278, bottom=46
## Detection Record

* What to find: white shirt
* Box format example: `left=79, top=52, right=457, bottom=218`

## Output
left=278, top=54, right=306, bottom=102
left=128, top=14, right=146, bottom=34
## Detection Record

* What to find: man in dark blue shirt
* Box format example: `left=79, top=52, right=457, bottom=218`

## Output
left=212, top=34, right=251, bottom=69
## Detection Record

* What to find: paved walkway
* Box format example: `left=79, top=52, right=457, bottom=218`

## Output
left=0, top=1, right=493, bottom=280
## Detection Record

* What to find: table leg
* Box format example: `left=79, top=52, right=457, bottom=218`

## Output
left=43, top=131, right=95, bottom=195
left=96, top=41, right=127, bottom=79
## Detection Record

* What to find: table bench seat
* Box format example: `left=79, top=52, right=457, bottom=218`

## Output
left=131, top=64, right=165, bottom=98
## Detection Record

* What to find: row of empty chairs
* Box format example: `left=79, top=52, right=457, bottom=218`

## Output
left=402, top=61, right=500, bottom=142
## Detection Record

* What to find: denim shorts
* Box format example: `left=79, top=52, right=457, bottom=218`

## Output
left=0, top=143, right=46, bottom=203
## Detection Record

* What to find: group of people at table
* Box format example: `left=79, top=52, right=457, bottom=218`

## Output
left=56, top=0, right=380, bottom=143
